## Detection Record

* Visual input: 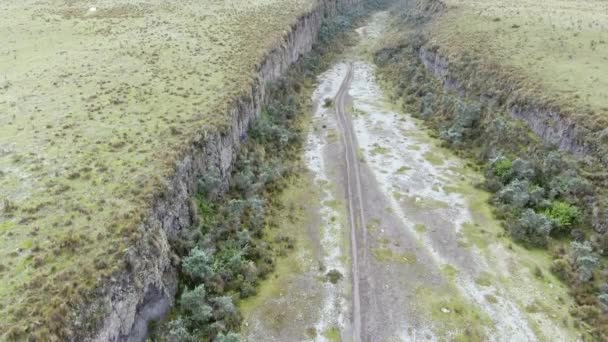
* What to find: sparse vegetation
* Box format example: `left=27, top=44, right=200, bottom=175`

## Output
left=326, top=269, right=344, bottom=284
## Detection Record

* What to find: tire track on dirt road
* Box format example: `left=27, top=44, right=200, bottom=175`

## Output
left=334, top=62, right=372, bottom=342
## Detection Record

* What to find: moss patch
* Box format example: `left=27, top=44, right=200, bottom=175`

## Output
left=403, top=195, right=449, bottom=210
left=323, top=326, right=342, bottom=342
left=461, top=222, right=491, bottom=250
left=414, top=223, right=427, bottom=234
left=423, top=150, right=445, bottom=166
left=372, top=247, right=417, bottom=264
left=415, top=285, right=494, bottom=341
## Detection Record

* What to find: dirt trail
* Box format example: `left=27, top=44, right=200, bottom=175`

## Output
left=334, top=63, right=364, bottom=341
left=241, top=11, right=583, bottom=342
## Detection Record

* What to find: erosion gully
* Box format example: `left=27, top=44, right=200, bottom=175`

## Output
left=240, top=12, right=581, bottom=342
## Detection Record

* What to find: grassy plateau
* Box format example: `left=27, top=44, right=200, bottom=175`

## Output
left=0, top=0, right=318, bottom=337
left=426, top=0, right=608, bottom=116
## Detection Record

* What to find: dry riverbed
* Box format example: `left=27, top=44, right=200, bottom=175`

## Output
left=240, top=12, right=583, bottom=342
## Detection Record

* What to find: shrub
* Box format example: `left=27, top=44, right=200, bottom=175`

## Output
left=542, top=151, right=565, bottom=177
left=326, top=269, right=343, bottom=284
left=598, top=284, right=608, bottom=309
left=511, top=158, right=535, bottom=181
left=197, top=166, right=222, bottom=199
left=489, top=156, right=513, bottom=181
left=420, top=92, right=436, bottom=118
left=180, top=285, right=213, bottom=325
left=164, top=318, right=194, bottom=342
left=551, top=258, right=571, bottom=282
left=498, top=179, right=532, bottom=209
left=215, top=332, right=241, bottom=342
left=548, top=171, right=593, bottom=200
left=545, top=201, right=581, bottom=232
left=209, top=296, right=240, bottom=327
left=509, top=209, right=552, bottom=247
left=182, top=247, right=214, bottom=282
left=570, top=241, right=599, bottom=282
left=570, top=305, right=600, bottom=322
left=440, top=101, right=481, bottom=145
left=598, top=233, right=608, bottom=256
left=245, top=197, right=265, bottom=231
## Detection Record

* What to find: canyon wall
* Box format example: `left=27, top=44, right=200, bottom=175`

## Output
left=418, top=47, right=595, bottom=158
left=70, top=0, right=359, bottom=340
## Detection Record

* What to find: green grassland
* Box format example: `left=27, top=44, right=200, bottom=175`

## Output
left=426, top=0, right=608, bottom=116
left=0, top=0, right=317, bottom=337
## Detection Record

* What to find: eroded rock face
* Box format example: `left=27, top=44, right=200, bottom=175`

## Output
left=418, top=46, right=593, bottom=159
left=70, top=0, right=360, bottom=340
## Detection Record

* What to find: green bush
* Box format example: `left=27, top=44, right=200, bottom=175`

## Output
left=511, top=158, right=536, bottom=181
left=180, top=285, right=213, bottom=326
left=571, top=241, right=599, bottom=282
left=197, top=166, right=222, bottom=199
left=440, top=101, right=481, bottom=145
left=209, top=296, right=240, bottom=327
left=326, top=269, right=343, bottom=284
left=498, top=179, right=541, bottom=209
left=490, top=156, right=513, bottom=181
left=545, top=201, right=581, bottom=232
left=182, top=247, right=214, bottom=282
left=509, top=209, right=553, bottom=247
left=547, top=171, right=593, bottom=200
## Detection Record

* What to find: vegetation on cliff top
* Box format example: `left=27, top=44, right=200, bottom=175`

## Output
left=428, top=0, right=608, bottom=116
left=0, top=0, right=321, bottom=338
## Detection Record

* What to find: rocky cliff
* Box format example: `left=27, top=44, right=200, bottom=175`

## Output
left=70, top=0, right=359, bottom=340
left=418, top=47, right=595, bottom=159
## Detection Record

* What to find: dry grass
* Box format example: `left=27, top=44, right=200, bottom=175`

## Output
left=0, top=0, right=317, bottom=337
